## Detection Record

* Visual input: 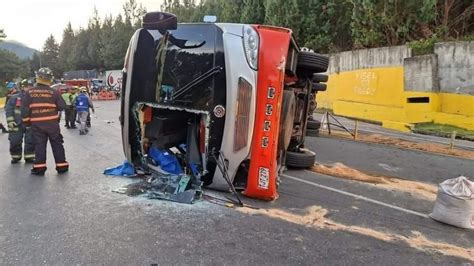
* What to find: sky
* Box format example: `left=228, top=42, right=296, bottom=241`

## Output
left=0, top=0, right=164, bottom=50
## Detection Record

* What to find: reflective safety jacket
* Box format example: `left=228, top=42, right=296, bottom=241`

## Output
left=21, top=84, right=66, bottom=124
left=5, top=92, right=23, bottom=130
left=61, top=92, right=72, bottom=106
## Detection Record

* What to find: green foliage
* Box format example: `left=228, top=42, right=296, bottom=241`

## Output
left=40, top=35, right=60, bottom=77
left=0, top=86, right=8, bottom=97
left=0, top=29, right=5, bottom=41
left=0, top=49, right=24, bottom=81
left=414, top=123, right=474, bottom=141
left=38, top=0, right=472, bottom=79
left=241, top=0, right=265, bottom=24
left=408, top=36, right=439, bottom=56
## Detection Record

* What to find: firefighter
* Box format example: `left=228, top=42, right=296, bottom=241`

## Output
left=21, top=68, right=69, bottom=175
left=5, top=82, right=18, bottom=104
left=5, top=79, right=35, bottom=163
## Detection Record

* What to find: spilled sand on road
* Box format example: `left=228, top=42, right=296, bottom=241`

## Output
left=311, top=163, right=438, bottom=201
left=238, top=206, right=474, bottom=261
left=322, top=131, right=474, bottom=160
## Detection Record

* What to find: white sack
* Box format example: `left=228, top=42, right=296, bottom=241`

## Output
left=430, top=176, right=474, bottom=229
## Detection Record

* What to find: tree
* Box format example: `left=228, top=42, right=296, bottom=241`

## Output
left=71, top=28, right=95, bottom=70
left=29, top=52, right=42, bottom=76
left=0, top=29, right=5, bottom=41
left=41, top=35, right=60, bottom=77
left=87, top=7, right=104, bottom=69
left=220, top=0, right=243, bottom=22
left=123, top=0, right=147, bottom=27
left=101, top=14, right=132, bottom=69
left=0, top=49, right=23, bottom=81
left=241, top=0, right=265, bottom=24
left=264, top=0, right=301, bottom=37
left=58, top=22, right=75, bottom=73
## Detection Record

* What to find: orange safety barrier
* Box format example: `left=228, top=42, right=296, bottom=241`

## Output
left=97, top=91, right=117, bottom=100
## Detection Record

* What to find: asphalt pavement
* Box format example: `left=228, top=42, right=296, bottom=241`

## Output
left=0, top=101, right=472, bottom=264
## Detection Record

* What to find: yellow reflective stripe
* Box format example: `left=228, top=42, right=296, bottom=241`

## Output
left=9, top=128, right=19, bottom=132
left=23, top=117, right=31, bottom=122
left=14, top=110, right=21, bottom=114
left=33, top=164, right=47, bottom=168
left=6, top=117, right=14, bottom=121
left=56, top=162, right=69, bottom=167
left=30, top=103, right=56, bottom=108
left=11, top=155, right=22, bottom=159
left=30, top=114, right=59, bottom=122
left=24, top=154, right=35, bottom=159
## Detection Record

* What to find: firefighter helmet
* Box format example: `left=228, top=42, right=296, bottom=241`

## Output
left=35, top=67, right=54, bottom=86
left=20, top=79, right=33, bottom=88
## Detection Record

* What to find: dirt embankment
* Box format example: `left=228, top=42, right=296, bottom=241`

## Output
left=311, top=163, right=438, bottom=201
left=323, top=131, right=474, bottom=160
left=239, top=206, right=474, bottom=261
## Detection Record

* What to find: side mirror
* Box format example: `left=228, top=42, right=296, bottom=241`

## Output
left=142, top=12, right=177, bottom=32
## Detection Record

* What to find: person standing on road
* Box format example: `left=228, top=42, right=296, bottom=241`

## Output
left=5, top=79, right=35, bottom=163
left=61, top=88, right=73, bottom=128
left=75, top=88, right=94, bottom=135
left=21, top=67, right=69, bottom=175
left=5, top=82, right=18, bottom=105
left=69, top=87, right=78, bottom=128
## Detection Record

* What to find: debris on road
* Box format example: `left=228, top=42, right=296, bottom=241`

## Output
left=312, top=163, right=438, bottom=201
left=117, top=173, right=202, bottom=204
left=430, top=176, right=474, bottom=229
left=239, top=205, right=474, bottom=261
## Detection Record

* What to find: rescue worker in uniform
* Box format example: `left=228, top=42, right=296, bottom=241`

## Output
left=69, top=87, right=78, bottom=128
left=5, top=82, right=18, bottom=104
left=61, top=87, right=74, bottom=128
left=75, top=87, right=94, bottom=135
left=5, top=79, right=35, bottom=163
left=21, top=68, right=69, bottom=175
left=1, top=82, right=19, bottom=134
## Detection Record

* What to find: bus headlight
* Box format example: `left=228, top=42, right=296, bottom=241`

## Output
left=243, top=25, right=259, bottom=70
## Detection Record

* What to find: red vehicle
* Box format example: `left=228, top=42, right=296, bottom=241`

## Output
left=121, top=12, right=328, bottom=201
left=64, top=79, right=91, bottom=92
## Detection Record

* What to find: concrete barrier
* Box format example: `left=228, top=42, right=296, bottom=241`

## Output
left=317, top=41, right=474, bottom=131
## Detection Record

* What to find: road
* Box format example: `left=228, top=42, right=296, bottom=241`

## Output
left=0, top=101, right=472, bottom=264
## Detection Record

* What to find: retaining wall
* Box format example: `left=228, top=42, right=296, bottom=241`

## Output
left=317, top=41, right=474, bottom=131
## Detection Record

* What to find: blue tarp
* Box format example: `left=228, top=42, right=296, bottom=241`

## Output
left=148, top=147, right=183, bottom=175
left=104, top=161, right=136, bottom=177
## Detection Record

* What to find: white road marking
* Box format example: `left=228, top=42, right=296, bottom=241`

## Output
left=282, top=173, right=430, bottom=218
left=378, top=163, right=401, bottom=172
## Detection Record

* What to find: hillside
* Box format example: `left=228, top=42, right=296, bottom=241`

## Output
left=0, top=40, right=38, bottom=59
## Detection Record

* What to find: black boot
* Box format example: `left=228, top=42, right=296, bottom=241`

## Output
left=31, top=167, right=46, bottom=176
left=11, top=158, right=21, bottom=164
left=56, top=166, right=69, bottom=174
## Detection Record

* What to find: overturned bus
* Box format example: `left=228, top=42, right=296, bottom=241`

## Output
left=120, top=12, right=329, bottom=201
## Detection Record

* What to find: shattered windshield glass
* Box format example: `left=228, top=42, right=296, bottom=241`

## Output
left=153, top=25, right=220, bottom=109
